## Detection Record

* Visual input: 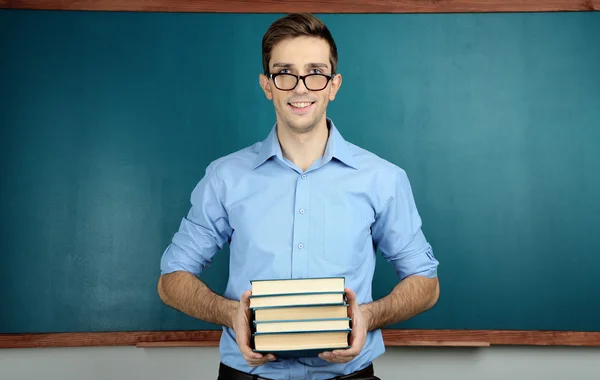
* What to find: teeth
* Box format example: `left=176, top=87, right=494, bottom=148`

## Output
left=290, top=102, right=312, bottom=108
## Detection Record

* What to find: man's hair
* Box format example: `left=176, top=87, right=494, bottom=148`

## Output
left=262, top=13, right=338, bottom=75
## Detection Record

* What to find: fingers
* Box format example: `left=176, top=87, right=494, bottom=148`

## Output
left=236, top=289, right=260, bottom=365
left=320, top=288, right=363, bottom=364
left=246, top=356, right=268, bottom=367
left=332, top=345, right=360, bottom=359
left=237, top=334, right=267, bottom=366
left=237, top=290, right=277, bottom=366
left=236, top=328, right=257, bottom=359
left=319, top=344, right=360, bottom=363
left=244, top=352, right=276, bottom=367
left=318, top=350, right=355, bottom=363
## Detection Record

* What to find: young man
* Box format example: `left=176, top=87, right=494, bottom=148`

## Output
left=158, top=13, right=439, bottom=380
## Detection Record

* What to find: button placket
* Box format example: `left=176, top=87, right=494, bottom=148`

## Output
left=291, top=172, right=311, bottom=278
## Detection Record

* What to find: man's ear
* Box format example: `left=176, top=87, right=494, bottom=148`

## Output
left=259, top=74, right=273, bottom=100
left=328, top=73, right=342, bottom=101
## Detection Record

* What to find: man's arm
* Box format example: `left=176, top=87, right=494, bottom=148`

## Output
left=157, top=271, right=236, bottom=328
left=321, top=274, right=438, bottom=363
left=158, top=161, right=236, bottom=326
left=320, top=169, right=440, bottom=364
left=158, top=271, right=275, bottom=366
left=366, top=168, right=440, bottom=329
left=361, top=275, right=439, bottom=331
left=158, top=162, right=275, bottom=367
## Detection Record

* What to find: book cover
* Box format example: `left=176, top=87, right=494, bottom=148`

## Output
left=249, top=292, right=346, bottom=309
left=252, top=329, right=351, bottom=358
left=250, top=277, right=345, bottom=296
left=253, top=304, right=349, bottom=321
left=254, top=317, right=352, bottom=333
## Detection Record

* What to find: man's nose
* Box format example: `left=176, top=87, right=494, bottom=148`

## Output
left=293, top=77, right=309, bottom=94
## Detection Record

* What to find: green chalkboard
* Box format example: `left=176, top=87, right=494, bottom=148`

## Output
left=1, top=10, right=599, bottom=334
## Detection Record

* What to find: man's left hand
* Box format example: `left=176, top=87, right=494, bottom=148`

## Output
left=318, top=288, right=369, bottom=363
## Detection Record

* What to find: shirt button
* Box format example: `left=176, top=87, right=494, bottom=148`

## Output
left=299, top=208, right=305, bottom=214
left=298, top=243, right=304, bottom=249
left=301, top=174, right=307, bottom=180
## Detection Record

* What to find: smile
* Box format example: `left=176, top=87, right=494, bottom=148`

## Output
left=288, top=101, right=315, bottom=114
left=289, top=102, right=314, bottom=109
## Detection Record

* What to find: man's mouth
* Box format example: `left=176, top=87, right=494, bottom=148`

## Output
left=288, top=101, right=315, bottom=113
left=289, top=102, right=313, bottom=108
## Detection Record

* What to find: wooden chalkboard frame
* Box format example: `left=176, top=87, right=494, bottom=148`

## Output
left=1, top=330, right=600, bottom=348
left=1, top=0, right=599, bottom=348
left=1, top=0, right=599, bottom=13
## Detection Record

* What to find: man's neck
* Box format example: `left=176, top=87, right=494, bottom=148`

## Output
left=276, top=118, right=329, bottom=172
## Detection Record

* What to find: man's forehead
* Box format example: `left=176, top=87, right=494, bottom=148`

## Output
left=270, top=37, right=330, bottom=67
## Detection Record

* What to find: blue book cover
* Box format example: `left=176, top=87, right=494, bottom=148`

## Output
left=251, top=329, right=351, bottom=359
left=253, top=317, right=352, bottom=333
left=252, top=346, right=351, bottom=359
left=249, top=292, right=346, bottom=309
left=250, top=276, right=345, bottom=284
left=250, top=277, right=346, bottom=297
left=250, top=301, right=348, bottom=311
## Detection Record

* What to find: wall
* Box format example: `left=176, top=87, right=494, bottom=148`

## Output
left=1, top=346, right=599, bottom=380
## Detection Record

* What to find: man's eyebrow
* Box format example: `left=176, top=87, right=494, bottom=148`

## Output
left=272, top=62, right=293, bottom=68
left=271, top=62, right=330, bottom=69
left=306, top=63, right=329, bottom=68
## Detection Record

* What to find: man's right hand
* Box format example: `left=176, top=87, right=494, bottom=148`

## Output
left=233, top=290, right=276, bottom=367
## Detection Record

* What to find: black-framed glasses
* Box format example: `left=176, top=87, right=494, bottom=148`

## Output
left=268, top=73, right=334, bottom=91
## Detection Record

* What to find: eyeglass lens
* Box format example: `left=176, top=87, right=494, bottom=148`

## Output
left=274, top=74, right=329, bottom=90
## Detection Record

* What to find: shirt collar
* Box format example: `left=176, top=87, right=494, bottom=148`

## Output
left=252, top=123, right=283, bottom=169
left=253, top=118, right=358, bottom=170
left=321, top=119, right=358, bottom=170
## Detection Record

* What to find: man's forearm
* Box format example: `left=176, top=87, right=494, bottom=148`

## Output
left=157, top=271, right=238, bottom=328
left=361, top=275, right=439, bottom=331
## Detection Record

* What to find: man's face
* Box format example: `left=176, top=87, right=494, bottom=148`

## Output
left=260, top=36, right=342, bottom=134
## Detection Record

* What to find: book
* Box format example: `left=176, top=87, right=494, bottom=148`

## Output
left=253, top=304, right=348, bottom=321
left=248, top=276, right=351, bottom=358
left=249, top=292, right=345, bottom=309
left=252, top=330, right=350, bottom=357
left=254, top=317, right=351, bottom=333
left=250, top=277, right=345, bottom=296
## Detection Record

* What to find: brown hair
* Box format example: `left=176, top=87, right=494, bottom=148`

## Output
left=262, top=13, right=338, bottom=75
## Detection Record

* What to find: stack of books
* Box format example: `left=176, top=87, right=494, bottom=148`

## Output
left=249, top=276, right=351, bottom=358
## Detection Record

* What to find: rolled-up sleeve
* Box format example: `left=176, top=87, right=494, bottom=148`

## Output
left=371, top=168, right=439, bottom=281
left=160, top=162, right=232, bottom=276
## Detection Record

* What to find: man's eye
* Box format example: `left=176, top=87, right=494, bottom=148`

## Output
left=279, top=69, right=291, bottom=74
left=311, top=69, right=323, bottom=74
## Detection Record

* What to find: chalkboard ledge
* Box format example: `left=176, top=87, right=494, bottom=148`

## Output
left=1, top=329, right=599, bottom=349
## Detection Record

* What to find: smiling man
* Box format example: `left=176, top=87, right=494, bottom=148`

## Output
left=158, top=13, right=439, bottom=380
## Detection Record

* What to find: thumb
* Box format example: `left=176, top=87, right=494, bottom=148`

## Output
left=345, top=288, right=357, bottom=304
left=240, top=289, right=252, bottom=306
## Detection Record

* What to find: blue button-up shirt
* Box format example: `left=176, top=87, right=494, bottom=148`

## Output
left=160, top=119, right=438, bottom=380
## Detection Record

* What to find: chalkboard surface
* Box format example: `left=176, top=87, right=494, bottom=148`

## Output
left=1, top=10, right=599, bottom=334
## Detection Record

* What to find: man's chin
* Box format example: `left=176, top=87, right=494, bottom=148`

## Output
left=286, top=119, right=318, bottom=134
left=276, top=107, right=326, bottom=134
